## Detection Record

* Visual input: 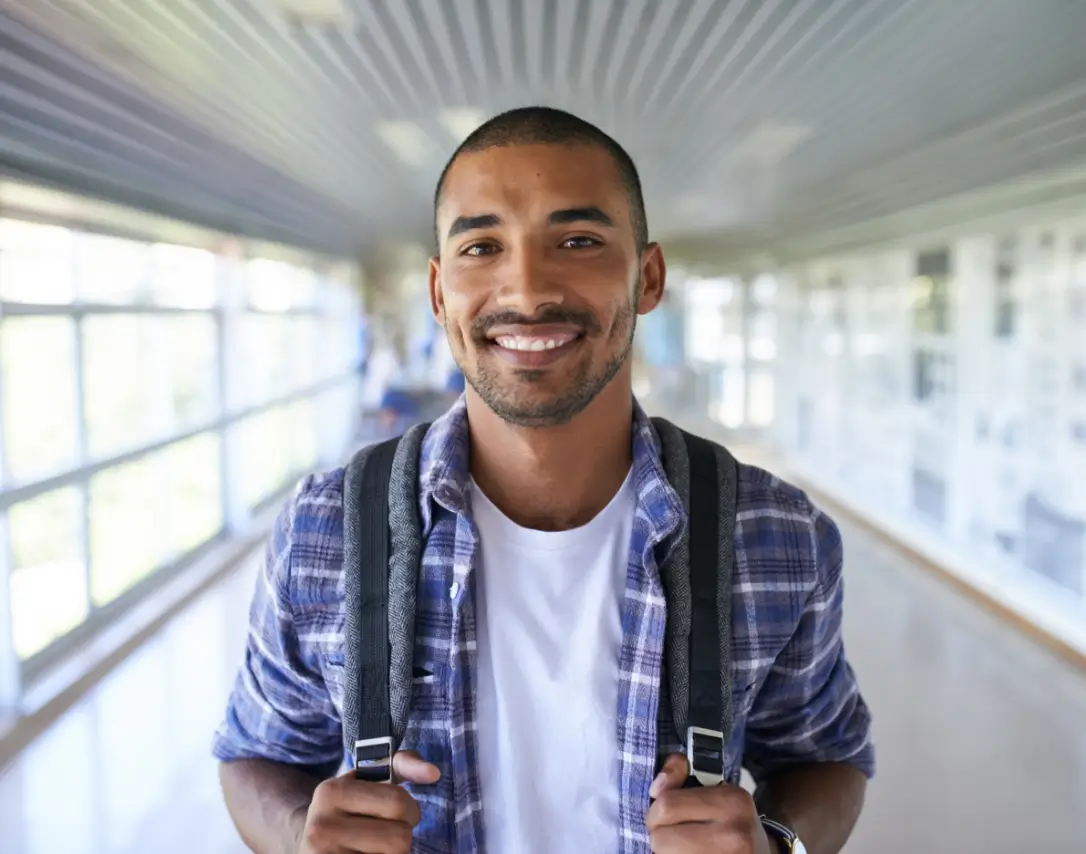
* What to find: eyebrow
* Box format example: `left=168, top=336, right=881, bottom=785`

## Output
left=445, top=206, right=616, bottom=241
left=548, top=207, right=615, bottom=228
left=447, top=213, right=501, bottom=240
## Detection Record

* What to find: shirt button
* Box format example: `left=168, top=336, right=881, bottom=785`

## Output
left=450, top=582, right=460, bottom=599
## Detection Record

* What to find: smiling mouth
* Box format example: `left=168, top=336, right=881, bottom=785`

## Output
left=483, top=327, right=585, bottom=368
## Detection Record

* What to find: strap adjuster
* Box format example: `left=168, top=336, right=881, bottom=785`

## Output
left=354, top=736, right=393, bottom=783
left=686, top=726, right=725, bottom=787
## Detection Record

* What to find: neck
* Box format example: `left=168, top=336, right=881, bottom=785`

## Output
left=466, top=374, right=635, bottom=531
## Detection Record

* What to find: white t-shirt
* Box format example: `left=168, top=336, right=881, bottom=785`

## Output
left=470, top=470, right=636, bottom=853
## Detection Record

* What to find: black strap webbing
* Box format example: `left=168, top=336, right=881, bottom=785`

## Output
left=355, top=436, right=400, bottom=780
left=683, top=430, right=722, bottom=743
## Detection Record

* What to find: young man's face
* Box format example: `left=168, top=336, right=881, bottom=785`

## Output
left=430, top=143, right=665, bottom=427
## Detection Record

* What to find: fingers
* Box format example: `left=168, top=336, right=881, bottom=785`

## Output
left=392, top=750, right=441, bottom=785
left=649, top=752, right=689, bottom=799
left=301, top=814, right=414, bottom=854
left=315, top=770, right=422, bottom=827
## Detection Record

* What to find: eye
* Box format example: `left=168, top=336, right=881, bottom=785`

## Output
left=462, top=242, right=498, bottom=257
left=561, top=235, right=602, bottom=249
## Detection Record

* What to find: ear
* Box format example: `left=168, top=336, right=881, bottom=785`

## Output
left=429, top=256, right=445, bottom=325
left=636, top=242, right=666, bottom=315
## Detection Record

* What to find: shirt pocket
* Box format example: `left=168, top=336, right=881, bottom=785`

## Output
left=320, top=652, right=348, bottom=716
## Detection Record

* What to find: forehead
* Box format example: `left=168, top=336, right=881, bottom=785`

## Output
left=438, top=143, right=628, bottom=221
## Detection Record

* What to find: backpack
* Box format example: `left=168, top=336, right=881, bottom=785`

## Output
left=341, top=417, right=739, bottom=789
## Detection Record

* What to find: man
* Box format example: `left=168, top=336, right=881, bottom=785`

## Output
left=214, top=107, right=874, bottom=854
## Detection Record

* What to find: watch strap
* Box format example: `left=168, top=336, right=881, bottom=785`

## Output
left=760, top=816, right=799, bottom=853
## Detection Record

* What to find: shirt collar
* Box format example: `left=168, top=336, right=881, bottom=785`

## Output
left=417, top=394, right=685, bottom=546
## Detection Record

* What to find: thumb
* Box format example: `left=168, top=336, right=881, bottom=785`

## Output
left=392, top=750, right=441, bottom=785
left=649, top=752, right=689, bottom=799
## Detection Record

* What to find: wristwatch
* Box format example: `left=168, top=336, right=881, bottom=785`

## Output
left=760, top=816, right=807, bottom=854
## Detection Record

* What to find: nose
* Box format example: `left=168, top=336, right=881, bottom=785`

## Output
left=494, top=244, right=564, bottom=317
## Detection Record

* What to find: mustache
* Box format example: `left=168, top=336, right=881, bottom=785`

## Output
left=471, top=306, right=602, bottom=339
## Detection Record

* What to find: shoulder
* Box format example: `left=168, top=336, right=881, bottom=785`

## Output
left=288, top=467, right=347, bottom=540
left=272, top=468, right=347, bottom=595
left=731, top=458, right=843, bottom=587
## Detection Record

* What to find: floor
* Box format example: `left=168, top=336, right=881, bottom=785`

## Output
left=1, top=447, right=1085, bottom=853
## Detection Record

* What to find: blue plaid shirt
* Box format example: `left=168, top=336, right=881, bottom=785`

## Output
left=214, top=397, right=874, bottom=853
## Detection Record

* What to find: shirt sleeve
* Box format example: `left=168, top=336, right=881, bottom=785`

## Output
left=742, top=505, right=875, bottom=782
left=212, top=478, right=344, bottom=772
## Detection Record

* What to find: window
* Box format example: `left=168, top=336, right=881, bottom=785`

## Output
left=1, top=317, right=80, bottom=482
left=161, top=433, right=223, bottom=555
left=994, top=238, right=1016, bottom=339
left=83, top=316, right=168, bottom=457
left=9, top=487, right=87, bottom=659
left=77, top=233, right=149, bottom=304
left=89, top=455, right=168, bottom=605
left=149, top=244, right=217, bottom=308
left=913, top=249, right=952, bottom=334
left=163, top=316, right=218, bottom=426
left=0, top=219, right=74, bottom=304
left=234, top=407, right=293, bottom=509
left=247, top=259, right=300, bottom=312
left=0, top=201, right=361, bottom=691
left=234, top=315, right=293, bottom=409
left=82, top=315, right=218, bottom=457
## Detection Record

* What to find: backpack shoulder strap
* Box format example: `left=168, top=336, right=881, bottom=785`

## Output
left=681, top=428, right=738, bottom=785
left=651, top=417, right=739, bottom=785
left=342, top=423, right=430, bottom=779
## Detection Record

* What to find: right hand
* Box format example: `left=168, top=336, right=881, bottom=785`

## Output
left=296, top=751, right=441, bottom=854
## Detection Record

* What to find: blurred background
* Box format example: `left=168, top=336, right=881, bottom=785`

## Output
left=0, top=1, right=1084, bottom=852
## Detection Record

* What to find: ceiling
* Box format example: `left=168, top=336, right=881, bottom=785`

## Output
left=2, top=0, right=1086, bottom=260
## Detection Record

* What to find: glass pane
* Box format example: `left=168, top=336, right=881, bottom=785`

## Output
left=9, top=487, right=88, bottom=659
left=749, top=371, right=776, bottom=427
left=83, top=316, right=165, bottom=457
left=164, top=315, right=218, bottom=427
left=246, top=259, right=295, bottom=312
left=77, top=233, right=149, bottom=304
left=89, top=456, right=167, bottom=605
left=233, top=315, right=292, bottom=409
left=0, top=317, right=80, bottom=482
left=162, top=433, right=222, bottom=555
left=150, top=244, right=216, bottom=308
left=0, top=219, right=75, bottom=304
left=288, top=399, right=318, bottom=472
left=320, top=317, right=355, bottom=378
left=293, top=317, right=319, bottom=389
left=234, top=407, right=294, bottom=509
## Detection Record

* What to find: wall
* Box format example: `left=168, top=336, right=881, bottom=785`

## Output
left=769, top=211, right=1086, bottom=655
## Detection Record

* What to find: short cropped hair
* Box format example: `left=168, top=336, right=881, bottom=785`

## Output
left=433, top=106, right=648, bottom=252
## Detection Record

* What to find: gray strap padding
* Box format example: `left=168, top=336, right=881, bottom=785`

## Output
left=652, top=417, right=739, bottom=747
left=342, top=423, right=429, bottom=759
left=712, top=441, right=738, bottom=744
left=652, top=417, right=693, bottom=738
left=387, top=423, right=429, bottom=742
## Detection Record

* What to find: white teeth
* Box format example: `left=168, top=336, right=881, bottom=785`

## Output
left=494, top=336, right=570, bottom=352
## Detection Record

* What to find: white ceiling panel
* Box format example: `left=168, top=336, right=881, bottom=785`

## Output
left=0, top=0, right=1084, bottom=257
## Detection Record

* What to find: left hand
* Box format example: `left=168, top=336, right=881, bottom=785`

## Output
left=646, top=754, right=775, bottom=854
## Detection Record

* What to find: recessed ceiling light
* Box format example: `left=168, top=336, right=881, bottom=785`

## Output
left=440, top=108, right=487, bottom=142
left=376, top=119, right=435, bottom=168
left=730, top=124, right=812, bottom=167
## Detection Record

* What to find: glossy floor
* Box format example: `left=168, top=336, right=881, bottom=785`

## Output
left=1, top=449, right=1084, bottom=853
